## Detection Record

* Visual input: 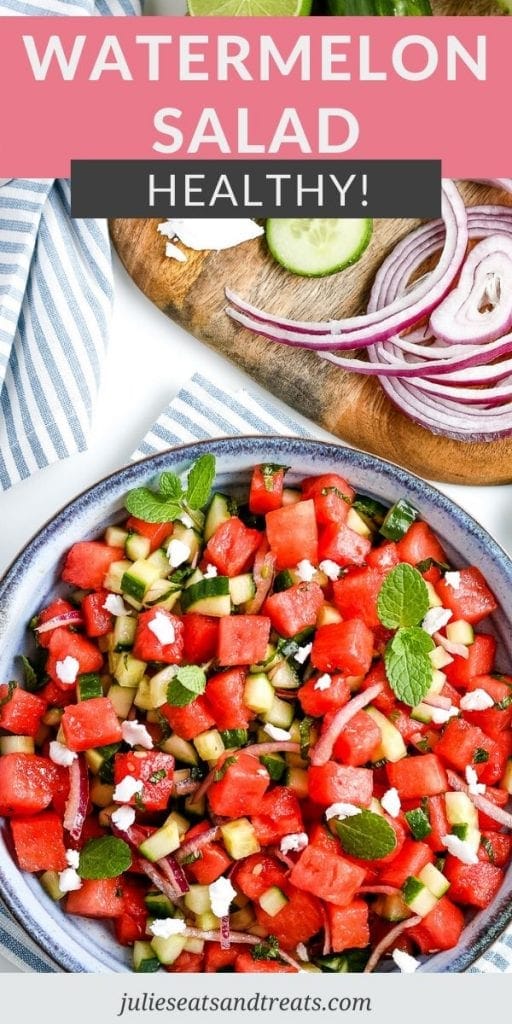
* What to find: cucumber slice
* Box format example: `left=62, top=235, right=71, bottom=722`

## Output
left=229, top=574, right=256, bottom=606
left=145, top=892, right=176, bottom=918
left=204, top=493, right=234, bottom=541
left=219, top=728, right=248, bottom=749
left=380, top=499, right=418, bottom=541
left=77, top=673, right=103, bottom=702
left=181, top=576, right=231, bottom=616
left=125, top=533, right=151, bottom=562
left=265, top=218, right=372, bottom=278
left=259, top=753, right=287, bottom=781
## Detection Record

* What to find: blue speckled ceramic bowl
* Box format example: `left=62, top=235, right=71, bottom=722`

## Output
left=1, top=437, right=512, bottom=973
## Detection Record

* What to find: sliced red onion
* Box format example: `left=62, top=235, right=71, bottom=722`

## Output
left=358, top=886, right=402, bottom=896
left=423, top=693, right=452, bottom=710
left=433, top=632, right=470, bottom=659
left=138, top=858, right=183, bottom=903
left=173, top=777, right=200, bottom=796
left=322, top=906, right=332, bottom=956
left=364, top=916, right=422, bottom=974
left=36, top=611, right=83, bottom=634
left=243, top=742, right=300, bottom=757
left=160, top=855, right=190, bottom=895
left=63, top=755, right=89, bottom=841
left=220, top=916, right=231, bottom=950
left=175, top=825, right=222, bottom=864
left=310, top=683, right=383, bottom=766
left=245, top=540, right=276, bottom=615
left=447, top=770, right=512, bottom=829
left=430, top=235, right=512, bottom=346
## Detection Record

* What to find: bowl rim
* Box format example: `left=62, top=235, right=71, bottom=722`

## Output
left=1, top=434, right=512, bottom=974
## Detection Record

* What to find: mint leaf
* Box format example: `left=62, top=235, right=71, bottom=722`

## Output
left=125, top=487, right=182, bottom=524
left=384, top=626, right=434, bottom=707
left=335, top=810, right=397, bottom=860
left=176, top=665, right=206, bottom=695
left=186, top=454, right=216, bottom=510
left=159, top=472, right=184, bottom=501
left=377, top=564, right=430, bottom=629
left=78, top=836, right=131, bottom=879
left=251, top=936, right=281, bottom=962
left=167, top=679, right=198, bottom=707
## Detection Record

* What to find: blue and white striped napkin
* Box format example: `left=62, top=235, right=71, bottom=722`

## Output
left=1, top=372, right=511, bottom=973
left=0, top=0, right=141, bottom=492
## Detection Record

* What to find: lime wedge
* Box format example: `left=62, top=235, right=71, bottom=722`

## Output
left=188, top=0, right=312, bottom=14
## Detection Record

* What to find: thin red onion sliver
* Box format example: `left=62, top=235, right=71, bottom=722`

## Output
left=322, top=905, right=332, bottom=956
left=447, top=770, right=512, bottom=829
left=358, top=886, right=402, bottom=896
left=35, top=611, right=83, bottom=634
left=364, top=916, right=421, bottom=974
left=63, top=756, right=89, bottom=841
left=433, top=632, right=469, bottom=660
left=245, top=542, right=276, bottom=615
left=160, top=855, right=190, bottom=895
left=220, top=916, right=231, bottom=950
left=175, top=825, right=222, bottom=864
left=423, top=694, right=452, bottom=710
left=310, top=683, right=383, bottom=766
left=139, top=859, right=183, bottom=903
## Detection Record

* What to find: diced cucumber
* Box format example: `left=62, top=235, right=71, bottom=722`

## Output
left=411, top=702, right=434, bottom=725
left=184, top=568, right=204, bottom=589
left=172, top=523, right=202, bottom=563
left=0, top=735, right=35, bottom=755
left=285, top=767, right=309, bottom=799
left=266, top=218, right=372, bottom=278
left=195, top=911, right=220, bottom=931
left=429, top=646, right=454, bottom=670
left=229, top=574, right=256, bottom=606
left=126, top=533, right=151, bottom=562
left=139, top=820, right=181, bottom=862
left=165, top=811, right=190, bottom=840
left=184, top=937, right=205, bottom=954
left=418, top=862, right=450, bottom=899
left=373, top=893, right=410, bottom=922
left=259, top=754, right=287, bottom=781
left=346, top=507, right=372, bottom=538
left=104, top=559, right=132, bottom=594
left=114, top=614, right=137, bottom=651
left=317, top=603, right=343, bottom=627
left=147, top=548, right=172, bottom=576
left=244, top=673, right=275, bottom=714
left=402, top=876, right=438, bottom=917
left=133, top=940, right=160, bottom=973
left=77, top=673, right=102, bottom=702
left=268, top=660, right=300, bottom=691
left=273, top=570, right=298, bottom=592
left=380, top=499, right=418, bottom=542
left=184, top=885, right=212, bottom=915
left=145, top=892, right=176, bottom=918
left=425, top=670, right=447, bottom=697
left=40, top=870, right=64, bottom=901
left=352, top=495, right=387, bottom=529
left=445, top=792, right=478, bottom=829
left=366, top=707, right=407, bottom=763
left=193, top=729, right=225, bottom=762
left=151, top=934, right=187, bottom=966
left=134, top=677, right=153, bottom=711
left=105, top=525, right=130, bottom=549
left=204, top=493, right=234, bottom=542
left=121, top=559, right=162, bottom=603
left=160, top=733, right=199, bottom=766
left=144, top=580, right=181, bottom=611
left=425, top=581, right=443, bottom=609
left=220, top=818, right=260, bottom=859
left=404, top=808, right=432, bottom=841
left=262, top=695, right=295, bottom=730
left=258, top=886, right=288, bottom=917
left=184, top=792, right=206, bottom=818
left=114, top=653, right=147, bottom=688
left=181, top=577, right=231, bottom=617
left=446, top=620, right=474, bottom=646
left=219, top=728, right=248, bottom=749
left=107, top=683, right=136, bottom=719
left=454, top=825, right=480, bottom=854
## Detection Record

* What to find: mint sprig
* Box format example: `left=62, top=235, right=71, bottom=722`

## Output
left=384, top=626, right=434, bottom=707
left=167, top=665, right=207, bottom=707
left=125, top=454, right=216, bottom=527
left=335, top=810, right=397, bottom=860
left=377, top=563, right=430, bottom=629
left=78, top=836, right=131, bottom=879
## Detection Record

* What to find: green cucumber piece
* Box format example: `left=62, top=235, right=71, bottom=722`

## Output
left=259, top=753, right=287, bottom=781
left=125, top=533, right=151, bottom=562
left=229, top=574, right=256, bottom=606
left=181, top=576, right=231, bottom=616
left=220, top=728, right=248, bottom=748
left=133, top=940, right=160, bottom=973
left=145, top=892, right=176, bottom=918
left=380, top=499, right=418, bottom=541
left=266, top=218, right=373, bottom=278
left=77, top=673, right=102, bottom=701
left=204, top=493, right=234, bottom=542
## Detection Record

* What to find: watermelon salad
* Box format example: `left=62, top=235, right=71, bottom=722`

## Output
left=1, top=453, right=512, bottom=975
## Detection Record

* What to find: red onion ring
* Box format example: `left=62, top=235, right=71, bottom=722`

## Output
left=245, top=540, right=276, bottom=615
left=36, top=611, right=83, bottom=634
left=175, top=825, right=222, bottom=864
left=160, top=855, right=190, bottom=895
left=433, top=632, right=469, bottom=659
left=364, top=916, right=422, bottom=974
left=63, top=755, right=89, bottom=841
left=429, top=235, right=512, bottom=346
left=447, top=770, right=512, bottom=829
left=310, top=682, right=383, bottom=766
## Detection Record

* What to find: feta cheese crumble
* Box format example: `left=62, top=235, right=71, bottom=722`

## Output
left=204, top=564, right=218, bottom=579
left=294, top=643, right=312, bottom=665
left=111, top=805, right=137, bottom=832
left=296, top=559, right=316, bottom=583
left=314, top=674, right=332, bottom=692
left=113, top=775, right=144, bottom=803
left=280, top=833, right=309, bottom=855
left=55, top=655, right=80, bottom=685
left=121, top=720, right=154, bottom=750
left=430, top=705, right=459, bottom=725
left=422, top=607, right=453, bottom=636
left=65, top=849, right=80, bottom=870
left=49, top=741, right=77, bottom=767
left=381, top=788, right=401, bottom=819
left=102, top=594, right=127, bottom=616
left=325, top=803, right=361, bottom=821
left=209, top=876, right=237, bottom=919
left=460, top=689, right=494, bottom=712
left=441, top=834, right=479, bottom=865
left=149, top=917, right=186, bottom=938
left=263, top=723, right=292, bottom=741
left=148, top=611, right=176, bottom=646
left=58, top=868, right=82, bottom=894
left=319, top=559, right=341, bottom=581
left=167, top=538, right=190, bottom=568
left=465, top=764, right=486, bottom=796
left=392, top=949, right=420, bottom=974
left=444, top=571, right=461, bottom=590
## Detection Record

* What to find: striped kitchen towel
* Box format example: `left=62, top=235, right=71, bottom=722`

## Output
left=1, top=373, right=511, bottom=973
left=0, top=0, right=141, bottom=492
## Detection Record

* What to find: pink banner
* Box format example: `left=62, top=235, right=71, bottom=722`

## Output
left=0, top=16, right=507, bottom=177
